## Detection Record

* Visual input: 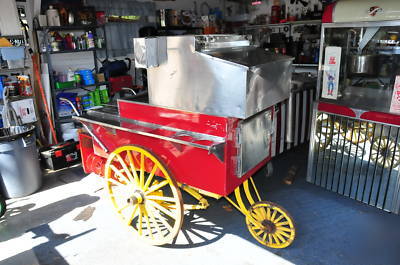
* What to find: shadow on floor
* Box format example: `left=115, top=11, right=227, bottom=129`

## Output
left=160, top=143, right=400, bottom=265
left=0, top=194, right=99, bottom=243
left=1, top=224, right=95, bottom=265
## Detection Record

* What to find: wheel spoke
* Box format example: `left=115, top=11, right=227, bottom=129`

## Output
left=110, top=165, right=131, bottom=184
left=117, top=203, right=130, bottom=213
left=273, top=214, right=285, bottom=224
left=270, top=209, right=277, bottom=222
left=138, top=207, right=143, bottom=235
left=266, top=207, right=271, bottom=220
left=268, top=233, right=273, bottom=244
left=126, top=151, right=140, bottom=186
left=276, top=230, right=291, bottom=238
left=150, top=204, right=174, bottom=233
left=276, top=221, right=290, bottom=227
left=147, top=200, right=176, bottom=219
left=262, top=232, right=267, bottom=242
left=143, top=165, right=158, bottom=191
left=115, top=154, right=136, bottom=184
left=255, top=230, right=264, bottom=236
left=146, top=195, right=178, bottom=203
left=143, top=209, right=154, bottom=239
left=272, top=234, right=280, bottom=245
left=140, top=152, right=145, bottom=188
left=106, top=176, right=126, bottom=187
left=126, top=204, right=139, bottom=226
left=146, top=205, right=163, bottom=238
left=277, top=226, right=293, bottom=233
left=145, top=180, right=169, bottom=195
left=275, top=232, right=286, bottom=243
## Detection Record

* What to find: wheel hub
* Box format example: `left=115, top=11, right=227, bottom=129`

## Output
left=380, top=147, right=390, bottom=158
left=262, top=220, right=276, bottom=234
left=127, top=190, right=145, bottom=205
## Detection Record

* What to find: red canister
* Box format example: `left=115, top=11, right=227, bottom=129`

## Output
left=271, top=5, right=281, bottom=24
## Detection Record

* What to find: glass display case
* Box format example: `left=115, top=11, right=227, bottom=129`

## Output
left=308, top=20, right=400, bottom=214
left=318, top=21, right=400, bottom=115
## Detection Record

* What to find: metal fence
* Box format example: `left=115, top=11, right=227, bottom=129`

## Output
left=307, top=111, right=400, bottom=214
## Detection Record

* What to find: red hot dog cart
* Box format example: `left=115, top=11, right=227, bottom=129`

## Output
left=74, top=35, right=296, bottom=247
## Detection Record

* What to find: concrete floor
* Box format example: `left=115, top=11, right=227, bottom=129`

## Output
left=1, top=144, right=400, bottom=265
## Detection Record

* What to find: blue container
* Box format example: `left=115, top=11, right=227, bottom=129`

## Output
left=82, top=77, right=95, bottom=86
left=78, top=69, right=95, bottom=86
left=0, top=76, right=4, bottom=99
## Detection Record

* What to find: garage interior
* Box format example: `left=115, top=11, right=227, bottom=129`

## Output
left=1, top=0, right=400, bottom=265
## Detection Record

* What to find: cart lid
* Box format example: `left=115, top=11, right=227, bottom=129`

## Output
left=204, top=47, right=292, bottom=68
left=323, top=0, right=400, bottom=23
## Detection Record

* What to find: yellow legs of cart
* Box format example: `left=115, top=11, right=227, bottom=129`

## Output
left=104, top=145, right=295, bottom=248
left=224, top=177, right=296, bottom=248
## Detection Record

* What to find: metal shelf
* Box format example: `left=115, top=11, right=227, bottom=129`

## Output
left=55, top=82, right=109, bottom=92
left=0, top=67, right=29, bottom=73
left=243, top=20, right=322, bottom=29
left=37, top=25, right=102, bottom=31
left=0, top=35, right=25, bottom=39
left=0, top=95, right=33, bottom=105
left=157, top=26, right=203, bottom=31
left=293, top=63, right=319, bottom=67
left=41, top=48, right=105, bottom=55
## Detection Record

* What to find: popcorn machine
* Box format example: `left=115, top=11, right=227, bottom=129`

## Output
left=308, top=0, right=400, bottom=213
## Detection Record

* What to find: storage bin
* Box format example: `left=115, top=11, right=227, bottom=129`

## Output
left=0, top=125, right=42, bottom=198
left=40, top=140, right=81, bottom=170
left=7, top=59, right=24, bottom=69
left=0, top=47, right=24, bottom=60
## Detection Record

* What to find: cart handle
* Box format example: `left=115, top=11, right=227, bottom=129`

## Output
left=59, top=97, right=109, bottom=153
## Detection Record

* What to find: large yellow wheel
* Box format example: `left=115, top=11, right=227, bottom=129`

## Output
left=337, top=121, right=375, bottom=145
left=371, top=137, right=400, bottom=169
left=246, top=201, right=296, bottom=249
left=315, top=113, right=334, bottom=149
left=104, top=145, right=184, bottom=246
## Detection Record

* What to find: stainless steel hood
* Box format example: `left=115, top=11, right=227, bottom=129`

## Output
left=134, top=35, right=293, bottom=119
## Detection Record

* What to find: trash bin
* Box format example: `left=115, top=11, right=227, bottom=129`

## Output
left=0, top=125, right=42, bottom=198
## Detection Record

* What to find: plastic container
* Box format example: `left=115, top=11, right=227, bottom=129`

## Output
left=0, top=76, right=4, bottom=100
left=40, top=140, right=81, bottom=170
left=78, top=69, right=95, bottom=86
left=0, top=125, right=42, bottom=198
left=56, top=81, right=76, bottom=89
left=0, top=47, right=24, bottom=60
left=7, top=59, right=24, bottom=69
left=56, top=92, right=78, bottom=117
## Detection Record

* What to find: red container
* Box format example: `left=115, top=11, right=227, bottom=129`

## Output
left=271, top=5, right=281, bottom=24
left=109, top=75, right=133, bottom=95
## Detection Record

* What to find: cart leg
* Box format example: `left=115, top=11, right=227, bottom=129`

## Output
left=179, top=184, right=210, bottom=210
left=224, top=177, right=296, bottom=249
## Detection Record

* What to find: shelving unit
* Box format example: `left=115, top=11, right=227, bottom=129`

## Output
left=35, top=24, right=109, bottom=140
left=241, top=19, right=322, bottom=68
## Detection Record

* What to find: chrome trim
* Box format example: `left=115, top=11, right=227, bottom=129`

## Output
left=73, top=115, right=226, bottom=161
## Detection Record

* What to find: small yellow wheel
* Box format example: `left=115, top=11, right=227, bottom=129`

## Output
left=246, top=201, right=295, bottom=249
left=315, top=113, right=334, bottom=149
left=371, top=137, right=400, bottom=169
left=104, top=145, right=184, bottom=246
left=339, top=121, right=375, bottom=144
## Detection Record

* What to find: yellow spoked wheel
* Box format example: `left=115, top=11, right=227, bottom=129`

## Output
left=315, top=113, right=334, bottom=149
left=339, top=121, right=375, bottom=145
left=371, top=137, right=400, bottom=169
left=104, top=145, right=184, bottom=246
left=246, top=201, right=296, bottom=249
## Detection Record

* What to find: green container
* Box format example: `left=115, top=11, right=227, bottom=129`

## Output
left=89, top=90, right=101, bottom=106
left=99, top=87, right=109, bottom=104
left=55, top=81, right=76, bottom=90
